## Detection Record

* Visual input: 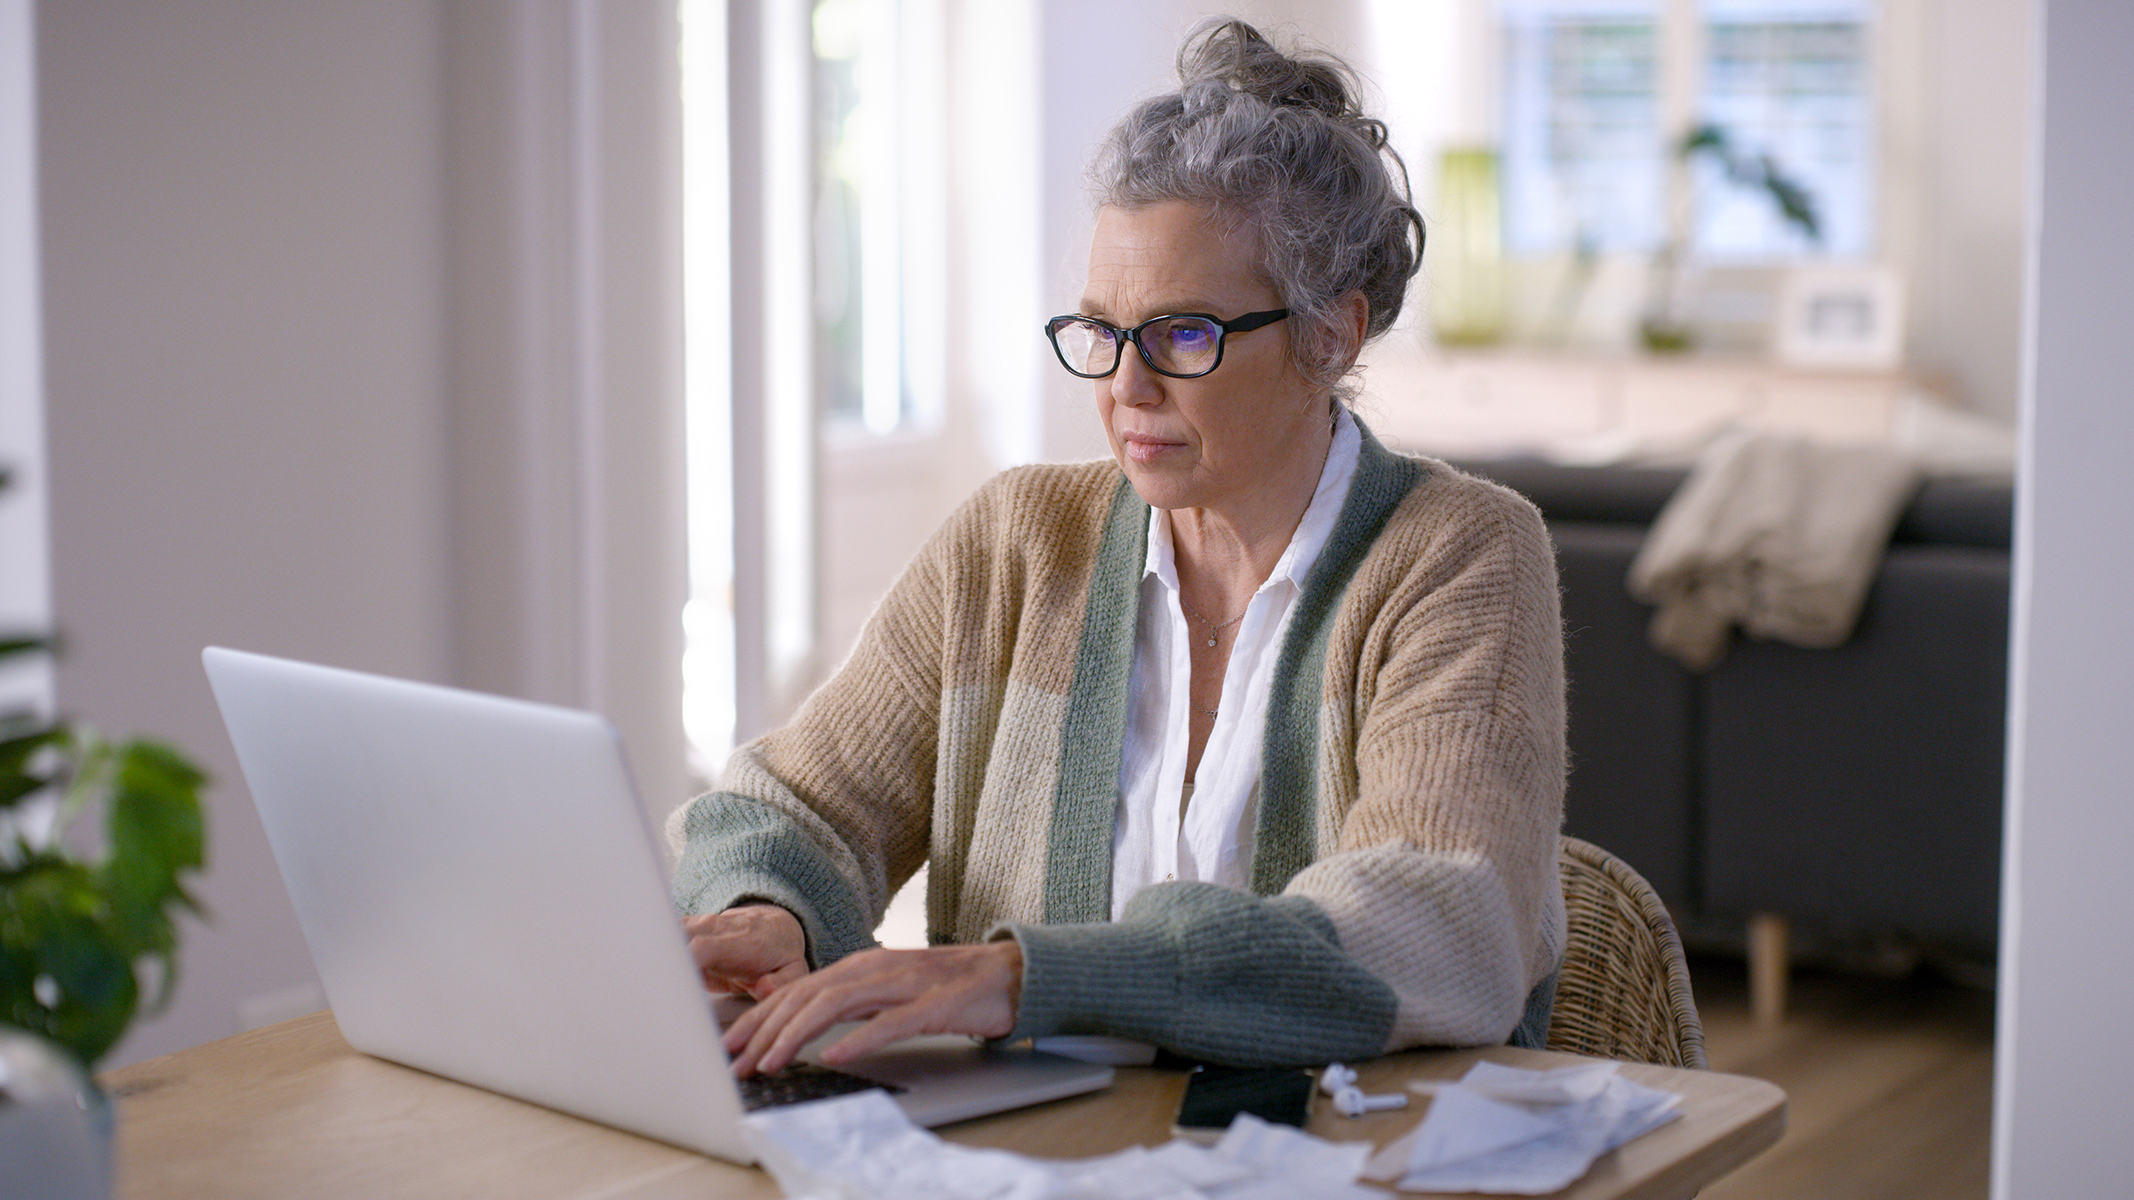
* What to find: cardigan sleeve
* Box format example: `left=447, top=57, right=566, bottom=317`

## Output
left=999, top=471, right=1566, bottom=1064
left=667, top=494, right=963, bottom=966
left=668, top=461, right=1129, bottom=965
left=1292, top=473, right=1568, bottom=1052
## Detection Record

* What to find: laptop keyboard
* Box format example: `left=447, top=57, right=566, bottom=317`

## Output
left=737, top=1062, right=905, bottom=1111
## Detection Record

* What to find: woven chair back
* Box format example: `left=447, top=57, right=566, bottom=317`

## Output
left=1546, top=836, right=1708, bottom=1070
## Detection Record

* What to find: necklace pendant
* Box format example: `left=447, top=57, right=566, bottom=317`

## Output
left=1205, top=633, right=1218, bottom=648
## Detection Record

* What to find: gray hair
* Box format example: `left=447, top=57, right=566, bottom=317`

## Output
left=1090, top=18, right=1423, bottom=401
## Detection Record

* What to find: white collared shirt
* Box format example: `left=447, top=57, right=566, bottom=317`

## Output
left=1109, top=406, right=1363, bottom=918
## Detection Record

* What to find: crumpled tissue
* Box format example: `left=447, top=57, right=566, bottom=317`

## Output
left=743, top=1088, right=1379, bottom=1200
left=1360, top=1061, right=1681, bottom=1194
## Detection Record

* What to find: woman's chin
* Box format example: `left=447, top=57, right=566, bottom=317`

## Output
left=1115, top=460, right=1200, bottom=512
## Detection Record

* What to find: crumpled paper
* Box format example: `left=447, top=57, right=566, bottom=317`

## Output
left=744, top=1088, right=1379, bottom=1200
left=1361, top=1061, right=1681, bottom=1194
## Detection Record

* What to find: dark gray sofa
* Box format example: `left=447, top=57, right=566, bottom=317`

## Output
left=1451, top=458, right=2013, bottom=970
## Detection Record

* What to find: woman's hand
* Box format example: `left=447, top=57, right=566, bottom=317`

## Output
left=721, top=941, right=1023, bottom=1077
left=684, top=904, right=810, bottom=1000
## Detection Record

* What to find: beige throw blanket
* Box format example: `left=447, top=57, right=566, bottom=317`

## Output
left=1628, top=430, right=1920, bottom=670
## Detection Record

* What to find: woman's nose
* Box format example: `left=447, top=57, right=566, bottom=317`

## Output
left=1109, top=345, right=1165, bottom=407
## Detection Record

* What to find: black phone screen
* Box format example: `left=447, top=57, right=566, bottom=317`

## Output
left=1172, top=1065, right=1315, bottom=1140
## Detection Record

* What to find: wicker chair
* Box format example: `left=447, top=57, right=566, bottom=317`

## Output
left=1546, top=836, right=1708, bottom=1070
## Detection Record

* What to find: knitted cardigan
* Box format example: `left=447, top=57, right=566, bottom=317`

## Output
left=671, top=425, right=1567, bottom=1066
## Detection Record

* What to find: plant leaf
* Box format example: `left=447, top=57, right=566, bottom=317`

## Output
left=0, top=634, right=54, bottom=662
left=0, top=855, right=141, bottom=1067
left=102, top=741, right=207, bottom=962
left=1, top=733, right=208, bottom=1068
left=1678, top=123, right=1727, bottom=158
left=0, top=724, right=66, bottom=811
left=1676, top=119, right=1822, bottom=245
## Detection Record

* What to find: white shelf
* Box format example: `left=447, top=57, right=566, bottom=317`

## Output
left=1356, top=343, right=1950, bottom=465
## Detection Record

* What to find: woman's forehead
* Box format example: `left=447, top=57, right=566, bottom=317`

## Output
left=1081, top=202, right=1273, bottom=316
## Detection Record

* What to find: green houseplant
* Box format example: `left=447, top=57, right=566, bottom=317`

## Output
left=0, top=468, right=208, bottom=1073
left=1641, top=122, right=1823, bottom=353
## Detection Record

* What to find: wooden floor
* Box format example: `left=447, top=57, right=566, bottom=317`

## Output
left=1691, top=954, right=1996, bottom=1200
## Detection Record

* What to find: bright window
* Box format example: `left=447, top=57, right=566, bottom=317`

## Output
left=811, top=0, right=946, bottom=438
left=1502, top=1, right=1666, bottom=255
left=1501, top=0, right=1873, bottom=260
left=1697, top=3, right=1872, bottom=256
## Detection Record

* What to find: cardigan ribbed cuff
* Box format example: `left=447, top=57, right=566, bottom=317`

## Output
left=996, top=919, right=1176, bottom=1043
left=670, top=793, right=878, bottom=966
left=992, top=883, right=1399, bottom=1067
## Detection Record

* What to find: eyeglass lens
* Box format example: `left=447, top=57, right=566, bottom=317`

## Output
left=1052, top=316, right=1225, bottom=379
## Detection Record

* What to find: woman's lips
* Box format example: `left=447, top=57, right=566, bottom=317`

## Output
left=1121, top=434, right=1184, bottom=464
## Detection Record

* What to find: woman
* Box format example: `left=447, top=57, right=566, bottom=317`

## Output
left=673, top=19, right=1565, bottom=1077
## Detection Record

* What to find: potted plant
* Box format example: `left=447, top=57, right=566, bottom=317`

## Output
left=1641, top=122, right=1823, bottom=353
left=0, top=465, right=209, bottom=1193
left=1, top=678, right=207, bottom=1069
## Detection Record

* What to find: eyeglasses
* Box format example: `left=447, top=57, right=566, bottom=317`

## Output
left=1043, top=309, right=1290, bottom=380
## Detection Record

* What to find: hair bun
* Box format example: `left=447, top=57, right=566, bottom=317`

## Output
left=1096, top=16, right=1421, bottom=401
left=1177, top=18, right=1357, bottom=121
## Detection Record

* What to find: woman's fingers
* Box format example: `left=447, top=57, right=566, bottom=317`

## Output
left=726, top=960, right=895, bottom=1075
left=722, top=942, right=1023, bottom=1077
left=744, top=958, right=809, bottom=1000
left=683, top=905, right=807, bottom=997
left=813, top=944, right=1022, bottom=1066
left=741, top=976, right=879, bottom=1075
left=699, top=958, right=806, bottom=1000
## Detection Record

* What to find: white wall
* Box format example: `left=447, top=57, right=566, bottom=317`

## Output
left=1905, top=0, right=2037, bottom=420
left=439, top=0, right=688, bottom=814
left=0, top=0, right=50, bottom=719
left=35, top=0, right=686, bottom=1069
left=1992, top=2, right=2134, bottom=1195
left=38, top=0, right=453, bottom=1065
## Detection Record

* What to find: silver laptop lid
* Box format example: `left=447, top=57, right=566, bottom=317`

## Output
left=203, top=646, right=754, bottom=1160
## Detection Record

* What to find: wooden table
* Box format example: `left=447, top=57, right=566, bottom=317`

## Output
left=103, top=1013, right=1783, bottom=1200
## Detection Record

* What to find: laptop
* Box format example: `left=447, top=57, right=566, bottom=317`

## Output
left=202, top=646, right=1112, bottom=1164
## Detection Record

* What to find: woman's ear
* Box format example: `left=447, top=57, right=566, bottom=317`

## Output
left=1313, top=290, right=1371, bottom=378
left=1335, top=290, right=1370, bottom=366
left=1296, top=291, right=1373, bottom=397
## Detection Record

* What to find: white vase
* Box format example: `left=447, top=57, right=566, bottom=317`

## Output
left=0, top=1029, right=109, bottom=1200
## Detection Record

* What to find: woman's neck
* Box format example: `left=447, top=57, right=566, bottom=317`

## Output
left=1169, top=408, right=1337, bottom=604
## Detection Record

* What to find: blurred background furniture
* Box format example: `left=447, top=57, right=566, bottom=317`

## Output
left=1458, top=458, right=2013, bottom=1023
left=1365, top=351, right=1936, bottom=461
left=1549, top=836, right=1708, bottom=1070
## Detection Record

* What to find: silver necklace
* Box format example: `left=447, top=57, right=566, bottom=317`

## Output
left=1179, top=597, right=1243, bottom=718
left=1179, top=598, right=1247, bottom=649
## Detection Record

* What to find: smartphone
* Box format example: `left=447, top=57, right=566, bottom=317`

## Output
left=1171, top=1065, right=1316, bottom=1144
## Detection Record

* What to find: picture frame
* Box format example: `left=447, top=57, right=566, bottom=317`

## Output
left=1773, top=263, right=1906, bottom=370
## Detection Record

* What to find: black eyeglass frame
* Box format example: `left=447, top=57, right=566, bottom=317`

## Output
left=1042, top=308, right=1291, bottom=380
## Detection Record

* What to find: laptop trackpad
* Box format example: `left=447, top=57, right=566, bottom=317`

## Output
left=809, top=1031, right=1115, bottom=1128
left=709, top=997, right=1114, bottom=1127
